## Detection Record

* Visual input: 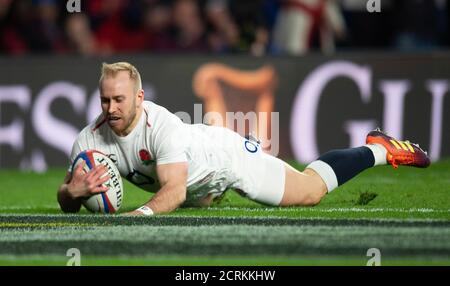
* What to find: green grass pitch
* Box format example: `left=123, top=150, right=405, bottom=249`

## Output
left=0, top=160, right=449, bottom=266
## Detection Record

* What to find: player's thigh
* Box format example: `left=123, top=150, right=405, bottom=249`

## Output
left=280, top=164, right=327, bottom=206
left=238, top=150, right=327, bottom=206
left=238, top=151, right=286, bottom=206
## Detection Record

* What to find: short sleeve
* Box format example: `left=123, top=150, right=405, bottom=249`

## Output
left=156, top=129, right=188, bottom=165
left=152, top=109, right=188, bottom=165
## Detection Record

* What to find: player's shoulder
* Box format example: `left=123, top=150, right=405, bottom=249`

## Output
left=143, top=100, right=170, bottom=115
left=143, top=101, right=182, bottom=127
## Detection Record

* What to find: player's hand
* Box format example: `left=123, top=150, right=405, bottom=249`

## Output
left=67, top=161, right=110, bottom=199
left=122, top=210, right=143, bottom=216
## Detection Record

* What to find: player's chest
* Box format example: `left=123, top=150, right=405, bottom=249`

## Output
left=106, top=140, right=159, bottom=191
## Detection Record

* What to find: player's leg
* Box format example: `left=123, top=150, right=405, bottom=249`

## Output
left=280, top=128, right=430, bottom=206
left=279, top=163, right=327, bottom=206
left=242, top=134, right=388, bottom=206
left=280, top=144, right=384, bottom=206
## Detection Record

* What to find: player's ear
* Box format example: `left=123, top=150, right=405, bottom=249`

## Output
left=136, top=89, right=144, bottom=105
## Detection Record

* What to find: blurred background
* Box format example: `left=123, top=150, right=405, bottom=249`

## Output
left=0, top=0, right=448, bottom=56
left=0, top=0, right=449, bottom=171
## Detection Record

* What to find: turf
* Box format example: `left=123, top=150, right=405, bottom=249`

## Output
left=0, top=160, right=449, bottom=265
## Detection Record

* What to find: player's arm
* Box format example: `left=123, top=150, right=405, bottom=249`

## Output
left=57, top=162, right=110, bottom=213
left=126, top=162, right=188, bottom=215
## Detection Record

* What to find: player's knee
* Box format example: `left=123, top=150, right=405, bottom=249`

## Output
left=281, top=187, right=325, bottom=206
left=296, top=180, right=327, bottom=206
left=302, top=192, right=323, bottom=206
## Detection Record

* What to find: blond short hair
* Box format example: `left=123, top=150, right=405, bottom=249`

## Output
left=99, top=62, right=142, bottom=94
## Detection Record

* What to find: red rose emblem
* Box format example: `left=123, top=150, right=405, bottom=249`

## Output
left=139, top=149, right=153, bottom=166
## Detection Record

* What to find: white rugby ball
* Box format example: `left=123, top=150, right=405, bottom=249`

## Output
left=71, top=150, right=123, bottom=214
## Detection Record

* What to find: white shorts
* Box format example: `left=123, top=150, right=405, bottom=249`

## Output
left=229, top=135, right=286, bottom=206
left=184, top=125, right=286, bottom=206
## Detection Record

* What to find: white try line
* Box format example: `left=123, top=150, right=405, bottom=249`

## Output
left=205, top=207, right=450, bottom=213
left=0, top=206, right=448, bottom=214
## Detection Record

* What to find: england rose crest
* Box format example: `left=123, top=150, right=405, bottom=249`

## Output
left=139, top=149, right=154, bottom=166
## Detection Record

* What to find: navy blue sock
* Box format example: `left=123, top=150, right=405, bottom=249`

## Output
left=318, top=147, right=375, bottom=185
left=306, top=146, right=375, bottom=192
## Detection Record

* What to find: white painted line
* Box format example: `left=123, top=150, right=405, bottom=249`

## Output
left=205, top=207, right=450, bottom=213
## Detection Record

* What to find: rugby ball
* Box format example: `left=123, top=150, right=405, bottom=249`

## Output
left=71, top=150, right=123, bottom=214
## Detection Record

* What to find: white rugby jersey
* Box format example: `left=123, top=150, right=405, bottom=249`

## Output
left=69, top=101, right=241, bottom=204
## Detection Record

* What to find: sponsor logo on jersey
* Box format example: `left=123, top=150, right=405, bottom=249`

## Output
left=244, top=140, right=258, bottom=153
left=107, top=153, right=118, bottom=164
left=126, top=169, right=156, bottom=189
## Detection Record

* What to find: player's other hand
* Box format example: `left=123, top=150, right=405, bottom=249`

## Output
left=67, top=161, right=110, bottom=199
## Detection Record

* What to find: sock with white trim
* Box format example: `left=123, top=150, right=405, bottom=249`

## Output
left=365, top=143, right=387, bottom=166
left=306, top=145, right=386, bottom=193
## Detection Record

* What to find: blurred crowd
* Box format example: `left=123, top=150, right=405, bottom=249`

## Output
left=0, top=0, right=448, bottom=56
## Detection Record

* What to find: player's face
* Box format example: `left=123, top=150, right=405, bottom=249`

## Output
left=100, top=71, right=143, bottom=136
